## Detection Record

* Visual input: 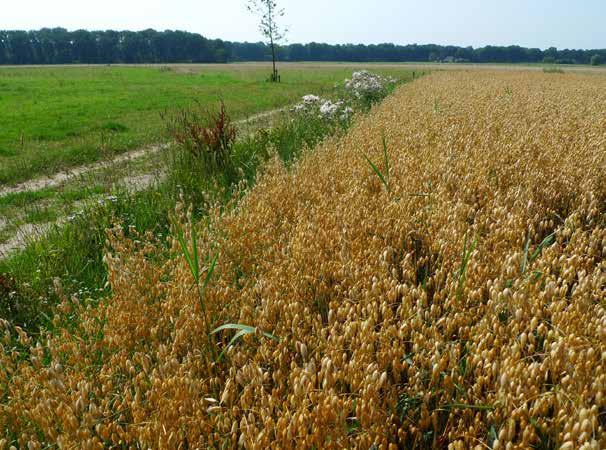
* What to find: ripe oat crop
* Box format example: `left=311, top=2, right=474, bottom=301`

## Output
left=1, top=71, right=605, bottom=449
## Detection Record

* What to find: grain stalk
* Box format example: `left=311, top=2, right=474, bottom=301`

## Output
left=456, top=232, right=477, bottom=300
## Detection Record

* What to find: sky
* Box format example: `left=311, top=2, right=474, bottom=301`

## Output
left=2, top=0, right=605, bottom=50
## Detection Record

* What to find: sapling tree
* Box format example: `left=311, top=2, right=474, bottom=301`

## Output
left=247, top=0, right=287, bottom=82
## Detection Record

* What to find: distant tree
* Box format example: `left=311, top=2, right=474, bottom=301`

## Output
left=98, top=30, right=121, bottom=63
left=591, top=54, right=603, bottom=66
left=71, top=29, right=97, bottom=63
left=50, top=28, right=73, bottom=64
left=288, top=43, right=307, bottom=61
left=525, top=48, right=543, bottom=63
left=3, top=27, right=606, bottom=67
left=544, top=47, right=558, bottom=59
left=247, top=0, right=288, bottom=82
left=455, top=47, right=473, bottom=61
left=0, top=32, right=7, bottom=65
left=428, top=51, right=440, bottom=62
left=7, top=31, right=32, bottom=64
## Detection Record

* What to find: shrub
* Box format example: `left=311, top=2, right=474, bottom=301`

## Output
left=291, top=95, right=353, bottom=125
left=343, top=70, right=397, bottom=109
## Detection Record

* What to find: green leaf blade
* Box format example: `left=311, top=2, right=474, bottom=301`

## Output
left=363, top=153, right=389, bottom=191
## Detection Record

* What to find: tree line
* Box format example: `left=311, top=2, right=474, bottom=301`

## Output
left=0, top=28, right=604, bottom=65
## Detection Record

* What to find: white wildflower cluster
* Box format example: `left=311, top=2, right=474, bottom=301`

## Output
left=344, top=70, right=397, bottom=102
left=302, top=94, right=320, bottom=104
left=291, top=71, right=397, bottom=125
left=291, top=95, right=353, bottom=123
left=291, top=94, right=318, bottom=114
left=67, top=211, right=85, bottom=222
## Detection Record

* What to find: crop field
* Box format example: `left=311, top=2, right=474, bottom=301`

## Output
left=0, top=64, right=416, bottom=186
left=1, top=70, right=605, bottom=448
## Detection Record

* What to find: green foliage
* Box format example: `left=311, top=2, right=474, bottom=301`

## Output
left=211, top=323, right=279, bottom=361
left=175, top=222, right=219, bottom=360
left=24, top=207, right=59, bottom=224
left=164, top=101, right=237, bottom=176
left=591, top=54, right=603, bottom=66
left=521, top=232, right=556, bottom=275
left=363, top=133, right=391, bottom=192
left=101, top=122, right=128, bottom=133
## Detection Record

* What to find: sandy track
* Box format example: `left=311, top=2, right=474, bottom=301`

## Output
left=0, top=106, right=287, bottom=258
left=0, top=107, right=286, bottom=199
left=0, top=144, right=169, bottom=198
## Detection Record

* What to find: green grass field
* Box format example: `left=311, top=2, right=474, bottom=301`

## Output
left=0, top=64, right=416, bottom=185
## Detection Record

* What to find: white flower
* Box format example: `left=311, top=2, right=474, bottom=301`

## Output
left=291, top=103, right=307, bottom=113
left=292, top=81, right=365, bottom=123
left=302, top=94, right=320, bottom=104
left=319, top=100, right=340, bottom=117
left=344, top=71, right=395, bottom=101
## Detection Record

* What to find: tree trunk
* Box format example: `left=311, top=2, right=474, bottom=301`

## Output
left=270, top=38, right=278, bottom=82
left=271, top=44, right=278, bottom=82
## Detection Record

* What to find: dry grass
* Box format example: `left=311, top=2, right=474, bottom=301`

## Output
left=2, top=71, right=606, bottom=449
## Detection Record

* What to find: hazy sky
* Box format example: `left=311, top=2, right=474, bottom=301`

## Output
left=3, top=0, right=605, bottom=49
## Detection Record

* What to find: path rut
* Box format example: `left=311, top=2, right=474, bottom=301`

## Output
left=0, top=107, right=286, bottom=198
left=0, top=106, right=287, bottom=258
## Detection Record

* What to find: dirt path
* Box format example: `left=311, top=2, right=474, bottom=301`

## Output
left=0, top=106, right=288, bottom=258
left=0, top=107, right=286, bottom=198
left=0, top=144, right=169, bottom=198
left=0, top=223, right=57, bottom=258
left=0, top=170, right=168, bottom=258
